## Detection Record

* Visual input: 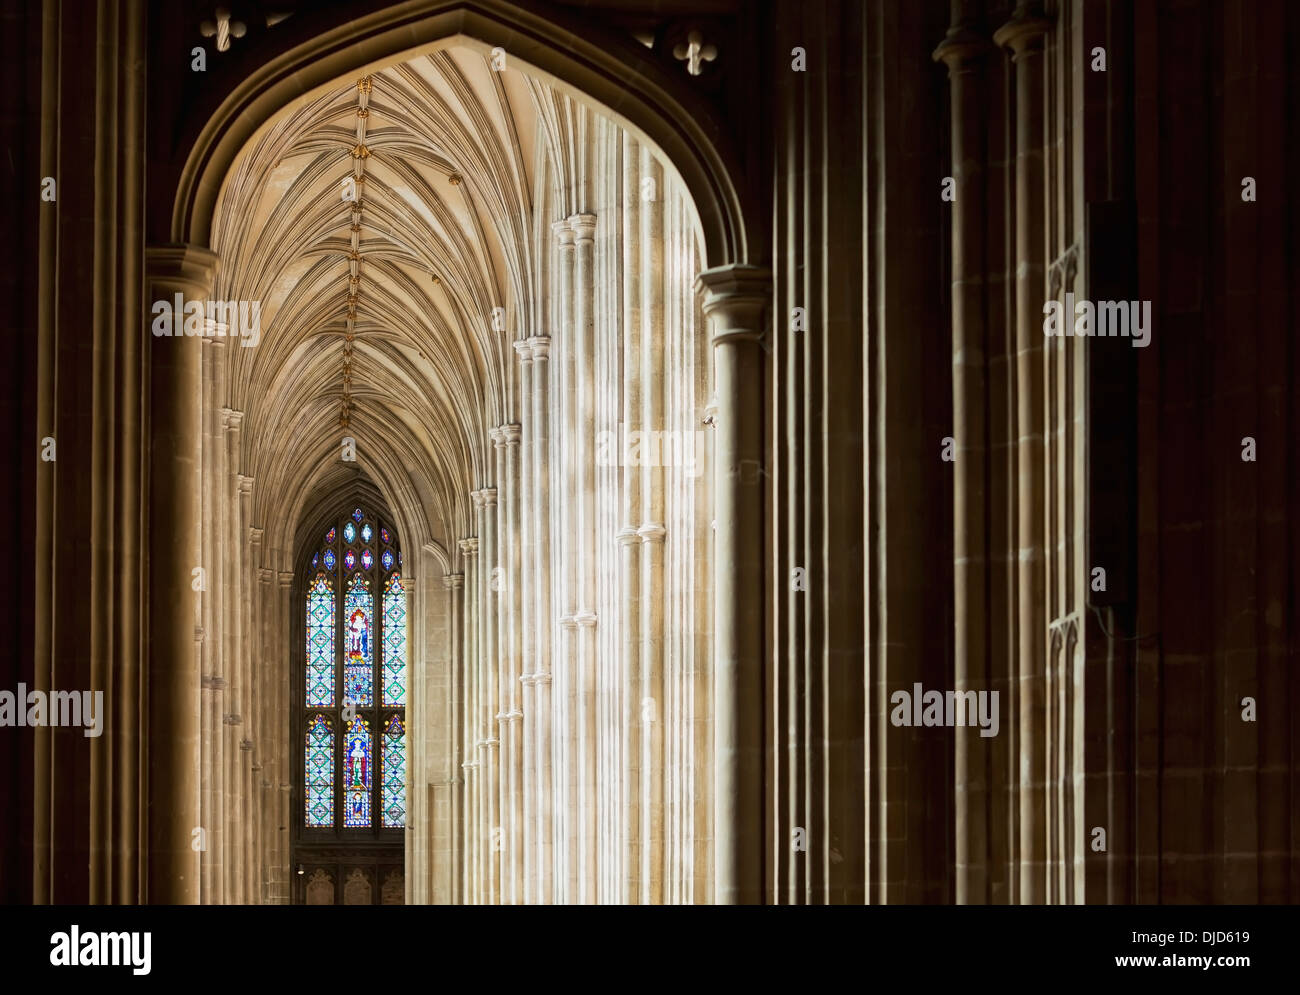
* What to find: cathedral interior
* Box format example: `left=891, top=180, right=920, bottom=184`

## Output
left=1, top=0, right=1297, bottom=907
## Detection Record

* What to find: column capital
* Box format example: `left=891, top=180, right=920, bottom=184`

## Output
left=498, top=424, right=522, bottom=446
left=527, top=335, right=551, bottom=359
left=145, top=243, right=220, bottom=294
left=443, top=572, right=465, bottom=589
left=559, top=613, right=578, bottom=630
left=637, top=522, right=667, bottom=544
left=615, top=527, right=640, bottom=546
left=695, top=265, right=771, bottom=345
left=479, top=486, right=498, bottom=507
left=237, top=474, right=254, bottom=495
left=488, top=427, right=504, bottom=447
left=257, top=567, right=273, bottom=583
left=574, top=610, right=598, bottom=627
left=278, top=570, right=294, bottom=588
left=552, top=219, right=576, bottom=248
left=568, top=213, right=597, bottom=244
left=221, top=407, right=244, bottom=431
left=459, top=537, right=479, bottom=556
left=992, top=3, right=1051, bottom=58
left=932, top=24, right=994, bottom=71
left=513, top=339, right=533, bottom=363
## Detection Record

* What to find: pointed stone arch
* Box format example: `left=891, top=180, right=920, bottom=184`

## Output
left=167, top=0, right=756, bottom=269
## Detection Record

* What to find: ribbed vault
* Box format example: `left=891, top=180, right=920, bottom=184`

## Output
left=211, top=46, right=556, bottom=563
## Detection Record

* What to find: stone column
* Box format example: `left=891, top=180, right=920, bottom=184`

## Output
left=551, top=218, right=578, bottom=903
left=276, top=569, right=294, bottom=904
left=695, top=264, right=770, bottom=905
left=500, top=424, right=525, bottom=904
left=619, top=135, right=644, bottom=905
left=145, top=243, right=219, bottom=904
left=994, top=0, right=1051, bottom=905
left=528, top=334, right=554, bottom=904
left=479, top=485, right=500, bottom=904
left=569, top=212, right=599, bottom=903
left=443, top=573, right=464, bottom=905
left=638, top=150, right=666, bottom=904
left=238, top=480, right=256, bottom=904
left=506, top=340, right=527, bottom=900
left=458, top=537, right=479, bottom=903
left=934, top=4, right=994, bottom=906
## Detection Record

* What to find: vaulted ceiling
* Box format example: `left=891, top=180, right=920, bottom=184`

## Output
left=211, top=46, right=566, bottom=566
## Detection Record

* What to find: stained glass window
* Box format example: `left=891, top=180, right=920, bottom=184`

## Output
left=383, top=572, right=406, bottom=706
left=344, top=574, right=373, bottom=706
left=305, top=714, right=334, bottom=827
left=344, top=717, right=373, bottom=828
left=306, top=574, right=334, bottom=706
left=382, top=715, right=406, bottom=828
left=301, top=506, right=404, bottom=835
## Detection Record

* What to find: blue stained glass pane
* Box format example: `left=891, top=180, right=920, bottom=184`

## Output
left=352, top=507, right=364, bottom=523
left=312, top=551, right=318, bottom=569
left=361, top=524, right=373, bottom=543
left=381, top=549, right=394, bottom=571
left=325, top=527, right=336, bottom=544
left=345, top=549, right=356, bottom=571
left=305, top=574, right=334, bottom=706
left=361, top=549, right=373, bottom=571
left=343, top=575, right=373, bottom=706
left=382, top=715, right=406, bottom=828
left=305, top=714, right=334, bottom=827
left=323, top=549, right=336, bottom=571
left=344, top=717, right=372, bottom=828
left=343, top=521, right=356, bottom=544
left=383, top=572, right=406, bottom=706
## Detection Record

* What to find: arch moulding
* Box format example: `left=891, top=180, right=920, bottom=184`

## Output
left=168, top=0, right=756, bottom=270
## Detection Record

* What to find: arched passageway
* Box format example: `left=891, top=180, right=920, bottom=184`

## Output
left=154, top=19, right=766, bottom=904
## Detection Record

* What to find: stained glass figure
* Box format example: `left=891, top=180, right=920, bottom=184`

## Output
left=306, top=573, right=334, bottom=706
left=305, top=714, right=333, bottom=827
left=302, top=511, right=404, bottom=836
left=344, top=717, right=372, bottom=828
left=344, top=575, right=373, bottom=706
left=383, top=572, right=406, bottom=706
left=382, top=715, right=406, bottom=828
